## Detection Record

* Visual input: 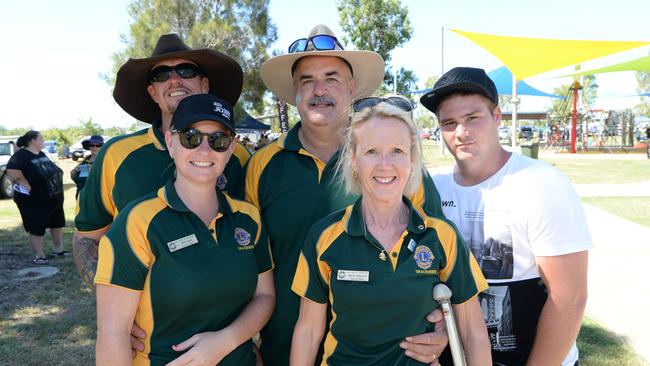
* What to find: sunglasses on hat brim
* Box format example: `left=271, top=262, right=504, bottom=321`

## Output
left=148, top=63, right=204, bottom=83
left=288, top=34, right=344, bottom=53
left=172, top=128, right=234, bottom=153
left=352, top=96, right=414, bottom=113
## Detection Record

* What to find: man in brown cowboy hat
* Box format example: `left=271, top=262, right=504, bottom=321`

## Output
left=73, top=34, right=252, bottom=289
left=245, top=24, right=448, bottom=366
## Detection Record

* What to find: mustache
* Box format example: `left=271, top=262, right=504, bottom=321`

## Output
left=308, top=95, right=336, bottom=107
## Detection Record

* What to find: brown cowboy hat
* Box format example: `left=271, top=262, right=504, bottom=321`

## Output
left=113, top=33, right=243, bottom=123
left=260, top=24, right=384, bottom=106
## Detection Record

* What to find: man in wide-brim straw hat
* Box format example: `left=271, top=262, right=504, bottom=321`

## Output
left=245, top=24, right=449, bottom=366
left=73, top=34, right=252, bottom=292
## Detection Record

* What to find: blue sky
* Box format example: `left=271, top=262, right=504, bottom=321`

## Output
left=1, top=0, right=649, bottom=130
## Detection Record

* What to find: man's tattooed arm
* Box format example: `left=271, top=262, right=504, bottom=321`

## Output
left=72, top=231, right=106, bottom=290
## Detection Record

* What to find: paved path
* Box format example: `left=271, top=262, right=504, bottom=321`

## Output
left=574, top=181, right=650, bottom=197
left=581, top=203, right=650, bottom=363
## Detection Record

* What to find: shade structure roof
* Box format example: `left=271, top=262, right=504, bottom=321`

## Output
left=564, top=54, right=650, bottom=77
left=235, top=111, right=270, bottom=130
left=452, top=29, right=650, bottom=80
left=488, top=66, right=563, bottom=98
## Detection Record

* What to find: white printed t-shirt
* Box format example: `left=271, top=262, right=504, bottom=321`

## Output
left=433, top=153, right=592, bottom=366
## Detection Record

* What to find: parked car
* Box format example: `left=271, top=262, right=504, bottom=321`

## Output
left=0, top=139, right=18, bottom=198
left=498, top=127, right=511, bottom=141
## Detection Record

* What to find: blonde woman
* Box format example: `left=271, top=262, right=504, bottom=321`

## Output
left=291, top=96, right=491, bottom=365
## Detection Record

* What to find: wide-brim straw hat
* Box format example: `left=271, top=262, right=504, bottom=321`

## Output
left=113, top=34, right=243, bottom=123
left=260, top=24, right=384, bottom=106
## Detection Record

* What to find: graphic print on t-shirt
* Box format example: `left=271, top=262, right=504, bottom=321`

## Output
left=31, top=156, right=63, bottom=197
left=479, top=285, right=516, bottom=351
left=463, top=210, right=513, bottom=280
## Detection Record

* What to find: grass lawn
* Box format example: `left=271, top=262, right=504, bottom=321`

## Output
left=542, top=158, right=650, bottom=184
left=582, top=197, right=650, bottom=228
left=1, top=158, right=648, bottom=365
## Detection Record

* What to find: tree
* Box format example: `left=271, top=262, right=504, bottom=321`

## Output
left=413, top=75, right=439, bottom=129
left=106, top=0, right=277, bottom=115
left=337, top=0, right=416, bottom=93
left=78, top=117, right=104, bottom=136
left=547, top=74, right=598, bottom=120
left=635, top=71, right=650, bottom=117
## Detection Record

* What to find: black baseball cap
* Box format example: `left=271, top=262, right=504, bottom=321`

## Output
left=171, top=94, right=235, bottom=133
left=420, top=67, right=498, bottom=113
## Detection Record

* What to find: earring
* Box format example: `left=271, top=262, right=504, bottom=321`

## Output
left=352, top=171, right=358, bottom=179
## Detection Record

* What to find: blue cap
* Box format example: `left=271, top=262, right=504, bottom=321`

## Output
left=171, top=94, right=235, bottom=133
left=82, top=135, right=104, bottom=150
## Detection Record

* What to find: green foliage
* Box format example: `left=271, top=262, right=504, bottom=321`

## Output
left=635, top=70, right=650, bottom=116
left=105, top=0, right=278, bottom=115
left=337, top=0, right=416, bottom=94
left=0, top=126, right=30, bottom=137
left=383, top=67, right=417, bottom=95
left=413, top=75, right=439, bottom=128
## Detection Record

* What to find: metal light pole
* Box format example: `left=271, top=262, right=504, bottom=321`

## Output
left=510, top=76, right=520, bottom=148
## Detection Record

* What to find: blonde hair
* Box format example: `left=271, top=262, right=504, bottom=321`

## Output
left=336, top=96, right=424, bottom=197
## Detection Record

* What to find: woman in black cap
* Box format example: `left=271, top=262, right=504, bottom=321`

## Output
left=95, top=94, right=275, bottom=366
left=6, top=130, right=67, bottom=264
left=70, top=135, right=104, bottom=197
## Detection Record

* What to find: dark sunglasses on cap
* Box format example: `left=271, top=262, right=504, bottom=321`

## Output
left=148, top=63, right=204, bottom=83
left=172, top=128, right=234, bottom=153
left=288, top=34, right=344, bottom=53
left=353, top=96, right=414, bottom=113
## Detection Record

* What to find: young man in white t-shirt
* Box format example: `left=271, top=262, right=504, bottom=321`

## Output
left=420, top=67, right=592, bottom=366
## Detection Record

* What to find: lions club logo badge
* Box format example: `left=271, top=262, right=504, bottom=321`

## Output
left=234, top=228, right=251, bottom=247
left=413, top=245, right=434, bottom=270
left=216, top=174, right=228, bottom=190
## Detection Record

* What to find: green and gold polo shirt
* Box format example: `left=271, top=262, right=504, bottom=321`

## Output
left=244, top=122, right=445, bottom=366
left=75, top=119, right=250, bottom=233
left=292, top=197, right=487, bottom=366
left=95, top=180, right=273, bottom=366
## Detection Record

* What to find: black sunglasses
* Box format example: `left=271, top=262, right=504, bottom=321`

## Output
left=148, top=63, right=203, bottom=83
left=353, top=96, right=414, bottom=113
left=172, top=128, right=234, bottom=152
left=88, top=144, right=103, bottom=148
left=288, top=34, right=344, bottom=53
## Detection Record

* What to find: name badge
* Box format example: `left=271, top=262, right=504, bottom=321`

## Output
left=336, top=270, right=370, bottom=282
left=167, top=234, right=199, bottom=252
left=407, top=238, right=417, bottom=252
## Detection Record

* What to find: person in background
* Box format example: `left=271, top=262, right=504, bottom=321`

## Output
left=95, top=94, right=275, bottom=366
left=70, top=135, right=104, bottom=197
left=421, top=67, right=591, bottom=366
left=291, top=95, right=491, bottom=365
left=6, top=130, right=68, bottom=264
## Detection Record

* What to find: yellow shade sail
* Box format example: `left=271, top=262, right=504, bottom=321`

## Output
left=452, top=29, right=650, bottom=80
